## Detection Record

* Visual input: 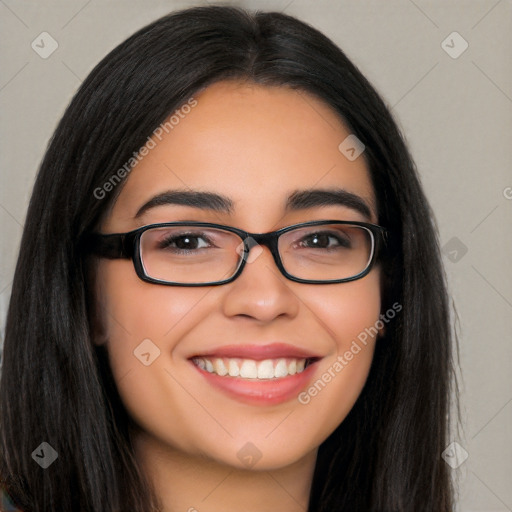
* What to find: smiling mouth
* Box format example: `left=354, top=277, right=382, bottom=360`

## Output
left=191, top=356, right=319, bottom=380
left=188, top=343, right=323, bottom=405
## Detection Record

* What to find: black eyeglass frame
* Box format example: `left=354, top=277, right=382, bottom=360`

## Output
left=84, top=220, right=388, bottom=286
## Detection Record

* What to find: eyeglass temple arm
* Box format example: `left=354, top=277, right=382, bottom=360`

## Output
left=81, top=233, right=133, bottom=259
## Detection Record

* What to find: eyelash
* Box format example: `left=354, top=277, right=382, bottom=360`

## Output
left=158, top=232, right=215, bottom=252
left=156, top=229, right=352, bottom=253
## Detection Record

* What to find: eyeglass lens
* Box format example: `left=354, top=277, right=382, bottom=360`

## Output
left=139, top=224, right=374, bottom=284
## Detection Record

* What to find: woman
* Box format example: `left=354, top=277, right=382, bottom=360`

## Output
left=0, top=5, right=458, bottom=511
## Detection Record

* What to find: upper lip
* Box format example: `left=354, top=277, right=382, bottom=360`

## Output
left=190, top=342, right=322, bottom=361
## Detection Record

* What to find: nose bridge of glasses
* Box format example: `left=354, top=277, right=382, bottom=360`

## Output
left=245, top=231, right=272, bottom=248
left=240, top=231, right=281, bottom=266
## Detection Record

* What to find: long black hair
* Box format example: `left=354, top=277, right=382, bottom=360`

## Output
left=0, top=6, right=457, bottom=511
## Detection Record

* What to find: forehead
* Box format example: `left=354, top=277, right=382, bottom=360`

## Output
left=105, top=80, right=376, bottom=230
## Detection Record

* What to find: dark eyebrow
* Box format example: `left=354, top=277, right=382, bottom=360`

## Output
left=135, top=187, right=373, bottom=220
left=135, top=190, right=234, bottom=218
left=286, top=188, right=373, bottom=220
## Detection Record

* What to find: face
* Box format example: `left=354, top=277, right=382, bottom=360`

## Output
left=93, top=80, right=383, bottom=471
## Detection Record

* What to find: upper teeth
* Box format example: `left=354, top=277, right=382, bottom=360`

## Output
left=192, top=357, right=307, bottom=379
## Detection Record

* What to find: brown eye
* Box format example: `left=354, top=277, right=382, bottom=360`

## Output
left=158, top=233, right=212, bottom=251
left=299, top=231, right=351, bottom=250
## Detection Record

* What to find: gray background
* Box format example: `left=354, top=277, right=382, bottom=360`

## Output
left=1, top=1, right=511, bottom=510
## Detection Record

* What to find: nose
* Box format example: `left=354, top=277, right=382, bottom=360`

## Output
left=221, top=243, right=300, bottom=323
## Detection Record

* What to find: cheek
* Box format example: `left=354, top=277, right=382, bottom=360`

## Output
left=95, top=259, right=205, bottom=337
left=93, top=260, right=216, bottom=444
left=93, top=259, right=205, bottom=379
left=295, top=270, right=381, bottom=431
left=309, top=269, right=382, bottom=345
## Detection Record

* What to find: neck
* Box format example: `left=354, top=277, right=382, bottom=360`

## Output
left=134, top=431, right=317, bottom=512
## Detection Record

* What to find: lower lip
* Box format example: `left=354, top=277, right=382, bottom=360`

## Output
left=190, top=360, right=319, bottom=406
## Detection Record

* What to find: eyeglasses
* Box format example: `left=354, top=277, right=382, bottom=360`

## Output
left=84, top=220, right=388, bottom=286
